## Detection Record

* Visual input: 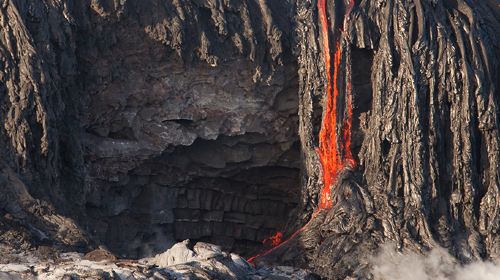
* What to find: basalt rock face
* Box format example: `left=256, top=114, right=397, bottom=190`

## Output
left=1, top=0, right=500, bottom=279
left=0, top=0, right=88, bottom=254
left=256, top=0, right=500, bottom=279
left=0, top=0, right=300, bottom=260
left=75, top=0, right=300, bottom=258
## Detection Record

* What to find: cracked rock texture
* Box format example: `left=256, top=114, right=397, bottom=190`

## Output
left=77, top=0, right=300, bottom=258
left=255, top=0, right=500, bottom=279
left=1, top=0, right=500, bottom=279
left=0, top=0, right=300, bottom=261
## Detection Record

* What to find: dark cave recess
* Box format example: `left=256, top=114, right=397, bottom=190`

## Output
left=85, top=137, right=302, bottom=258
left=80, top=30, right=301, bottom=257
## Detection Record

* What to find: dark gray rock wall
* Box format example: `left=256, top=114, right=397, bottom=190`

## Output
left=256, top=0, right=500, bottom=279
left=0, top=0, right=84, bottom=205
left=0, top=0, right=301, bottom=259
left=0, top=0, right=88, bottom=254
left=75, top=0, right=300, bottom=258
left=1, top=0, right=500, bottom=279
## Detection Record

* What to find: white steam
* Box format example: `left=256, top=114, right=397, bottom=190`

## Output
left=371, top=243, right=500, bottom=280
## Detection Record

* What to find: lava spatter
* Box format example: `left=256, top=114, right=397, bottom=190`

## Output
left=262, top=232, right=284, bottom=247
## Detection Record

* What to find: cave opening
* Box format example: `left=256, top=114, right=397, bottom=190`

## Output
left=76, top=1, right=302, bottom=258
left=81, top=55, right=302, bottom=259
left=85, top=135, right=301, bottom=259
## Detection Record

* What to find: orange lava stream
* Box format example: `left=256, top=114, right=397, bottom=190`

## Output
left=246, top=0, right=356, bottom=264
left=317, top=0, right=356, bottom=209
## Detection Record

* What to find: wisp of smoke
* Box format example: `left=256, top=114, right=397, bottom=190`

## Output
left=371, top=243, right=500, bottom=280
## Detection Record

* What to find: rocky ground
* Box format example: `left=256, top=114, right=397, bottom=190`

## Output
left=0, top=240, right=319, bottom=280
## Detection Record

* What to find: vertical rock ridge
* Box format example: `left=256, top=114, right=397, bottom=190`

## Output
left=262, top=0, right=500, bottom=278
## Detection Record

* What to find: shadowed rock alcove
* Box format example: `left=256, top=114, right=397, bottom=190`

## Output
left=77, top=10, right=300, bottom=257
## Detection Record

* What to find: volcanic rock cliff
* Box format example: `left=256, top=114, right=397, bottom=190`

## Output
left=0, top=0, right=499, bottom=279
left=1, top=0, right=300, bottom=258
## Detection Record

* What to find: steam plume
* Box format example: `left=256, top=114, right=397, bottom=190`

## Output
left=371, top=244, right=500, bottom=280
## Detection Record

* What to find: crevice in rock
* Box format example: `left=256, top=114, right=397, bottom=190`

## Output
left=351, top=47, right=373, bottom=162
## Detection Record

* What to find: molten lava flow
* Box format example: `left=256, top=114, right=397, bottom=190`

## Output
left=246, top=0, right=356, bottom=264
left=262, top=232, right=283, bottom=247
left=246, top=211, right=320, bottom=264
left=317, top=0, right=356, bottom=209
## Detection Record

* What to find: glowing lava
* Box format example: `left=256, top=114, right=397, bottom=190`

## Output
left=317, top=0, right=356, bottom=209
left=247, top=0, right=356, bottom=264
left=246, top=211, right=320, bottom=264
left=262, top=232, right=284, bottom=247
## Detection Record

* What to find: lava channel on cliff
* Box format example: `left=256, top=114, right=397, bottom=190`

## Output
left=317, top=0, right=356, bottom=209
left=247, top=0, right=355, bottom=264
